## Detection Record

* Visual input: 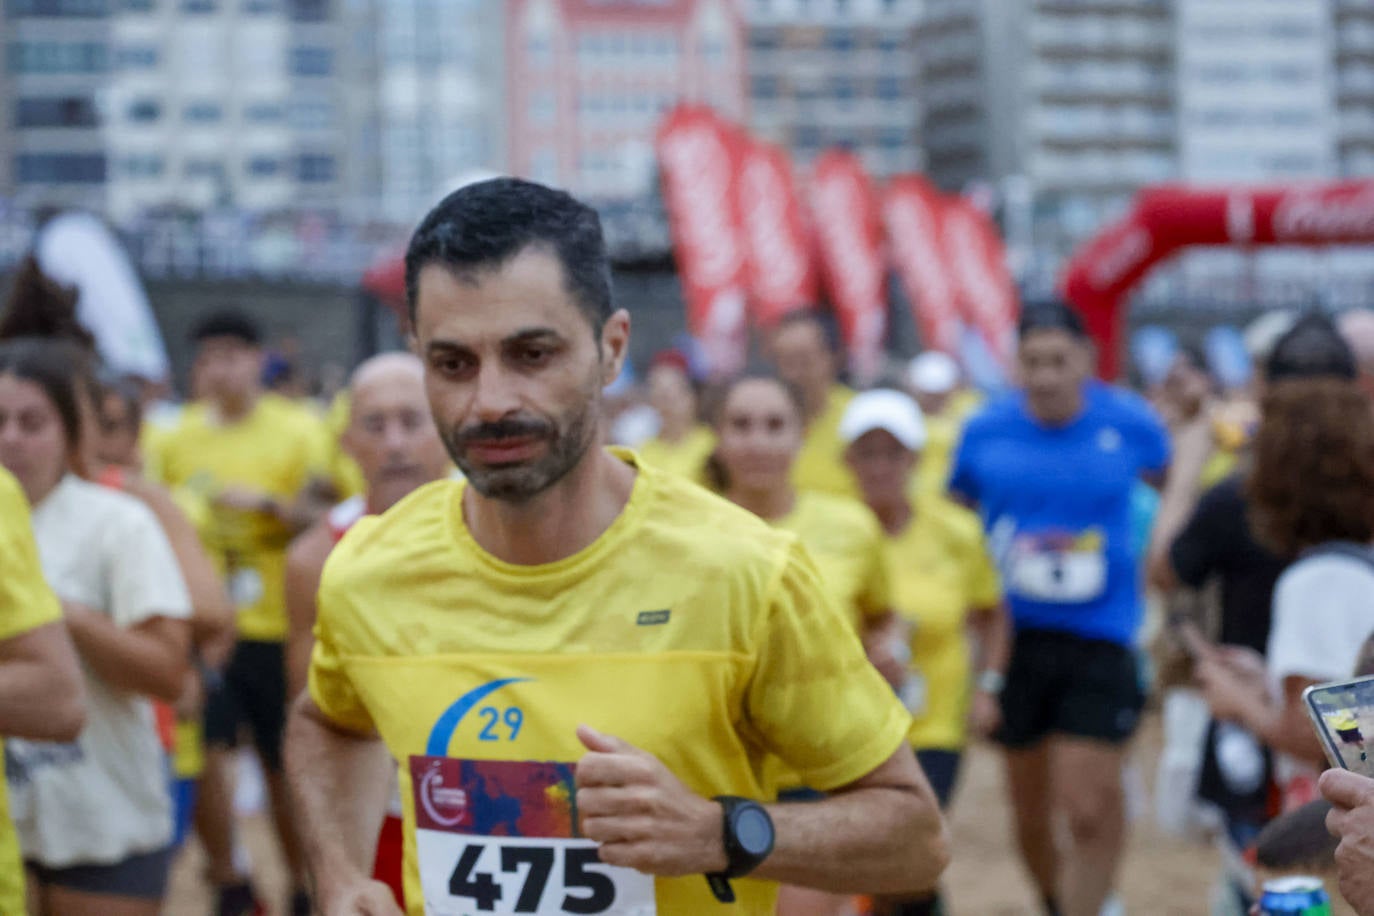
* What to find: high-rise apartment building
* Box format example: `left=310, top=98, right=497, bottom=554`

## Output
left=741, top=0, right=923, bottom=180
left=1335, top=0, right=1374, bottom=177
left=3, top=0, right=112, bottom=211
left=506, top=0, right=746, bottom=202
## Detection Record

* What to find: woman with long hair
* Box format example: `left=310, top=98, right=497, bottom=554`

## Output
left=0, top=337, right=193, bottom=914
left=709, top=372, right=905, bottom=916
left=1199, top=314, right=1374, bottom=811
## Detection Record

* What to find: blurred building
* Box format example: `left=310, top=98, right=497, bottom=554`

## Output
left=2, top=0, right=112, bottom=211
left=370, top=0, right=506, bottom=224
left=505, top=0, right=746, bottom=202
left=741, top=0, right=923, bottom=179
left=1336, top=0, right=1374, bottom=177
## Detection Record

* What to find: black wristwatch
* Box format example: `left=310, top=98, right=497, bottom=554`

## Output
left=705, top=796, right=775, bottom=904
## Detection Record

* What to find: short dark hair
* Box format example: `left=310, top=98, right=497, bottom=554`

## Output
left=192, top=309, right=263, bottom=347
left=404, top=178, right=614, bottom=334
left=1254, top=800, right=1338, bottom=872
left=1266, top=312, right=1356, bottom=383
left=1018, top=299, right=1088, bottom=341
left=771, top=309, right=842, bottom=356
left=0, top=337, right=89, bottom=466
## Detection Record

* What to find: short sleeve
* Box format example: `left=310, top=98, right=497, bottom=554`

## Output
left=1267, top=556, right=1374, bottom=684
left=105, top=500, right=192, bottom=629
left=965, top=528, right=1003, bottom=610
left=946, top=424, right=981, bottom=506
left=1124, top=395, right=1170, bottom=476
left=0, top=473, right=61, bottom=640
left=1168, top=482, right=1231, bottom=588
left=744, top=541, right=910, bottom=791
left=307, top=554, right=377, bottom=734
left=857, top=514, right=893, bottom=619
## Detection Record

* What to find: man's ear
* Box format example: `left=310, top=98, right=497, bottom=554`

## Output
left=599, top=310, right=631, bottom=387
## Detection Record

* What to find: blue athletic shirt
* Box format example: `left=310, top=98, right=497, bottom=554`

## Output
left=948, top=382, right=1169, bottom=646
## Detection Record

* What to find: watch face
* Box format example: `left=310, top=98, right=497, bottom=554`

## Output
left=735, top=806, right=774, bottom=856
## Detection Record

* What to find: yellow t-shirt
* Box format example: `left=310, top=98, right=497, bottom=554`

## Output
left=637, top=426, right=715, bottom=486
left=149, top=396, right=328, bottom=641
left=324, top=391, right=366, bottom=501
left=772, top=492, right=891, bottom=634
left=791, top=386, right=859, bottom=498
left=0, top=468, right=64, bottom=913
left=309, top=450, right=910, bottom=916
left=888, top=497, right=1001, bottom=751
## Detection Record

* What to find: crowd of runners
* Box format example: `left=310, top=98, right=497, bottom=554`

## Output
left=6, top=177, right=1374, bottom=916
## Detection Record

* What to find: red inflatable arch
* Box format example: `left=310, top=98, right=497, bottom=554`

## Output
left=1059, top=180, right=1374, bottom=378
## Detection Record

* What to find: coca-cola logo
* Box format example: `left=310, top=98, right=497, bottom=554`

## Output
left=740, top=151, right=808, bottom=305
left=1273, top=186, right=1374, bottom=241
left=658, top=119, right=743, bottom=287
left=814, top=168, right=884, bottom=316
left=1086, top=223, right=1153, bottom=291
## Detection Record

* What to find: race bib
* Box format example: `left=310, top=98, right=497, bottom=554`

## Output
left=227, top=567, right=264, bottom=608
left=409, top=757, right=656, bottom=916
left=1006, top=530, right=1107, bottom=604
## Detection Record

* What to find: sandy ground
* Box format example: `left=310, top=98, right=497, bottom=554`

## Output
left=163, top=713, right=1221, bottom=915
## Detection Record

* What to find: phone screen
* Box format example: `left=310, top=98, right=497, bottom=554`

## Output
left=1305, top=675, right=1374, bottom=777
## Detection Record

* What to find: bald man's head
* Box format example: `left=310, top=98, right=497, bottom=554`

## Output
left=345, top=351, right=450, bottom=512
left=1339, top=310, right=1374, bottom=401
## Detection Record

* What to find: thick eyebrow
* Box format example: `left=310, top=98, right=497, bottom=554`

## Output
left=504, top=327, right=566, bottom=347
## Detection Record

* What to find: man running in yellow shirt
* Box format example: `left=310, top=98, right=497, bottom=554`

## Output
left=286, top=178, right=948, bottom=916
left=768, top=311, right=858, bottom=498
left=148, top=310, right=331, bottom=915
left=0, top=466, right=86, bottom=914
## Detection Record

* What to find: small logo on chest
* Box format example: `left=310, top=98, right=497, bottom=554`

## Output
left=636, top=609, right=671, bottom=626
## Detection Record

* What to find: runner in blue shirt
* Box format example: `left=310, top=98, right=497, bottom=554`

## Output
left=948, top=300, right=1169, bottom=916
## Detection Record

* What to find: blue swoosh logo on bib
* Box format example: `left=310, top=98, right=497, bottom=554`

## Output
left=425, top=677, right=532, bottom=756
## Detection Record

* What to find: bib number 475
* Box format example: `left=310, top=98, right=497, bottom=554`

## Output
left=450, top=843, right=612, bottom=914
left=419, top=834, right=657, bottom=915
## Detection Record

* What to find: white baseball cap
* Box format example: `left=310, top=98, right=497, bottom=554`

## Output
left=839, top=389, right=927, bottom=451
left=906, top=351, right=960, bottom=395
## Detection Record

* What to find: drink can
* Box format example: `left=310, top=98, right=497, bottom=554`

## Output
left=1259, top=876, right=1332, bottom=915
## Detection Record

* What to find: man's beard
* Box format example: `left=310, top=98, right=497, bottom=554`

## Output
left=444, top=393, right=599, bottom=505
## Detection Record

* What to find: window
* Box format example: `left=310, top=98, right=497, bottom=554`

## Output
left=185, top=159, right=224, bottom=179
left=6, top=0, right=108, bottom=15
left=527, top=32, right=551, bottom=66
left=880, top=128, right=908, bottom=150
left=295, top=154, right=335, bottom=182
left=832, top=76, right=856, bottom=101
left=115, top=45, right=158, bottom=69
left=181, top=0, right=215, bottom=10
left=121, top=0, right=154, bottom=9
left=290, top=46, right=332, bottom=76
left=127, top=98, right=161, bottom=122
left=288, top=0, right=327, bottom=21
left=243, top=0, right=277, bottom=9
left=876, top=76, right=904, bottom=100
left=528, top=90, right=555, bottom=126
left=244, top=102, right=283, bottom=123
left=8, top=41, right=108, bottom=74
left=15, top=96, right=98, bottom=128
left=289, top=99, right=334, bottom=129
left=184, top=101, right=222, bottom=122
left=826, top=29, right=855, bottom=52
left=246, top=156, right=280, bottom=177
left=15, top=153, right=106, bottom=183
left=749, top=32, right=779, bottom=52
left=121, top=154, right=164, bottom=177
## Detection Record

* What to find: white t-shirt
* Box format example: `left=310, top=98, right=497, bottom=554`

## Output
left=6, top=475, right=191, bottom=867
left=1266, top=549, right=1374, bottom=793
left=1268, top=551, right=1374, bottom=686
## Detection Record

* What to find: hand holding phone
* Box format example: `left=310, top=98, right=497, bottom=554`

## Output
left=1305, top=675, right=1374, bottom=777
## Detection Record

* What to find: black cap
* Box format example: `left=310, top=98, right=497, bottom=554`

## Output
left=191, top=309, right=262, bottom=346
left=1265, top=312, right=1356, bottom=383
left=1018, top=299, right=1087, bottom=341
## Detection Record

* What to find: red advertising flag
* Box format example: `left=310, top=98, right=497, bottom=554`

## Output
left=736, top=138, right=818, bottom=327
left=941, top=196, right=1019, bottom=371
left=882, top=175, right=961, bottom=356
left=655, top=106, right=749, bottom=376
left=810, top=149, right=888, bottom=383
